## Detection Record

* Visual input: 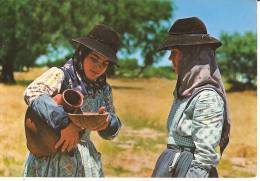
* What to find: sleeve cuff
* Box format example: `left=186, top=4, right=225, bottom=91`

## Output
left=98, top=114, right=122, bottom=140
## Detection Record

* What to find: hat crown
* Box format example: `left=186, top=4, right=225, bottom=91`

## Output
left=87, top=24, right=120, bottom=53
left=169, top=17, right=207, bottom=35
left=157, top=16, right=222, bottom=51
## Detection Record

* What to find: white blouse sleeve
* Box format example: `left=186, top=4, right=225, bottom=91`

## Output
left=24, top=67, right=65, bottom=106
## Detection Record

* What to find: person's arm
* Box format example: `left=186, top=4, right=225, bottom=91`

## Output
left=186, top=90, right=224, bottom=178
left=24, top=67, right=70, bottom=130
left=98, top=85, right=122, bottom=140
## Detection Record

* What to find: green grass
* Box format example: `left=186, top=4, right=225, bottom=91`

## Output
left=98, top=141, right=126, bottom=155
left=105, top=165, right=132, bottom=176
left=132, top=136, right=166, bottom=153
left=2, top=155, right=24, bottom=176
left=120, top=116, right=166, bottom=132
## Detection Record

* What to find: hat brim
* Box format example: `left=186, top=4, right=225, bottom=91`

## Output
left=72, top=37, right=119, bottom=65
left=157, top=34, right=222, bottom=51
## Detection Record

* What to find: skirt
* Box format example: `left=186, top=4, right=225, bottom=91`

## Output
left=23, top=139, right=104, bottom=177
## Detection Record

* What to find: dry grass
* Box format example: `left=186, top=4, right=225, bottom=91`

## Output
left=226, top=91, right=256, bottom=156
left=108, top=77, right=175, bottom=131
left=0, top=67, right=256, bottom=177
left=0, top=83, right=28, bottom=175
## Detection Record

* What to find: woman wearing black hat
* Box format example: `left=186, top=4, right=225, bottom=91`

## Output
left=152, top=17, right=230, bottom=177
left=23, top=24, right=122, bottom=176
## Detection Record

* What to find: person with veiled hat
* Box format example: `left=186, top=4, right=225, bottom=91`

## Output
left=152, top=17, right=231, bottom=178
left=23, top=24, right=122, bottom=176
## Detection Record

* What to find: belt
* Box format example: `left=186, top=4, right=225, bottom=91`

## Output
left=167, top=144, right=195, bottom=153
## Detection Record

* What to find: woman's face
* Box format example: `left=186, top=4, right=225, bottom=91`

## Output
left=169, top=48, right=181, bottom=75
left=83, top=51, right=109, bottom=80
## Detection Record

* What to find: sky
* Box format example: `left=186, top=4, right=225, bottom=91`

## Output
left=172, top=0, right=256, bottom=38
left=154, top=0, right=257, bottom=66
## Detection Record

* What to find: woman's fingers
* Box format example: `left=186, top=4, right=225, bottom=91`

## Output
left=73, top=139, right=79, bottom=149
left=65, top=136, right=80, bottom=152
left=55, top=137, right=65, bottom=149
left=54, top=122, right=81, bottom=152
left=75, top=135, right=79, bottom=145
left=67, top=140, right=75, bottom=152
left=98, top=106, right=106, bottom=114
left=61, top=140, right=70, bottom=152
left=72, top=136, right=79, bottom=150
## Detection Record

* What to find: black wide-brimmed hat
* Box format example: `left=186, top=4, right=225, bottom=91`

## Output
left=157, top=17, right=222, bottom=51
left=72, top=24, right=120, bottom=64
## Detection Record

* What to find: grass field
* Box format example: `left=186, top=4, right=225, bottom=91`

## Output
left=0, top=67, right=256, bottom=177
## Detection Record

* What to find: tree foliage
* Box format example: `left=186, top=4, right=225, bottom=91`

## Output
left=98, top=0, right=173, bottom=68
left=0, top=0, right=173, bottom=83
left=217, top=32, right=256, bottom=89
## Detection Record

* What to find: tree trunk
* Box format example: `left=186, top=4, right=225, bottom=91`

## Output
left=1, top=30, right=17, bottom=83
left=26, top=65, right=30, bottom=72
left=1, top=58, right=15, bottom=83
left=138, top=51, right=153, bottom=74
left=138, top=65, right=148, bottom=74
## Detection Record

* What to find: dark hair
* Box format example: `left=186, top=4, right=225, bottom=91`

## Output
left=74, top=45, right=92, bottom=63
